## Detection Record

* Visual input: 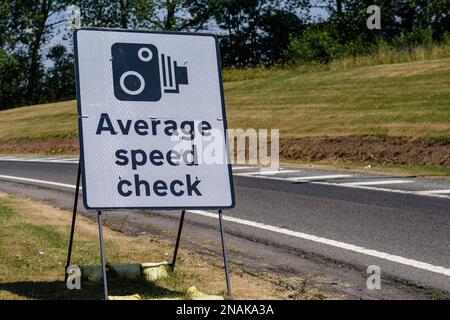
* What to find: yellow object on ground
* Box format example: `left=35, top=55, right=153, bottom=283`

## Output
left=186, top=286, right=224, bottom=300
left=108, top=294, right=141, bottom=300
left=141, top=262, right=169, bottom=282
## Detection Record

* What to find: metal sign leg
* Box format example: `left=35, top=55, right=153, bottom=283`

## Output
left=64, top=161, right=81, bottom=282
left=97, top=211, right=109, bottom=300
left=170, top=210, right=186, bottom=272
left=218, top=210, right=232, bottom=299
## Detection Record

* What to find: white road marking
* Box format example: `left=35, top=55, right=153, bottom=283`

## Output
left=415, top=189, right=450, bottom=195
left=238, top=169, right=302, bottom=176
left=317, top=182, right=450, bottom=199
left=287, top=174, right=353, bottom=181
left=1, top=157, right=450, bottom=200
left=0, top=174, right=449, bottom=277
left=0, top=175, right=77, bottom=189
left=0, top=156, right=79, bottom=164
left=188, top=210, right=450, bottom=277
left=339, top=180, right=412, bottom=186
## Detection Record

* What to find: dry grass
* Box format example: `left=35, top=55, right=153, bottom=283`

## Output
left=1, top=57, right=449, bottom=144
left=0, top=100, right=77, bottom=142
left=0, top=193, right=328, bottom=300
left=224, top=58, right=450, bottom=139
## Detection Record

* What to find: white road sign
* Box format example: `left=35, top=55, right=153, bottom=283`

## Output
left=74, top=28, right=235, bottom=210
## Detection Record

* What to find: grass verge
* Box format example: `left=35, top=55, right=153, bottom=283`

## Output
left=0, top=193, right=328, bottom=300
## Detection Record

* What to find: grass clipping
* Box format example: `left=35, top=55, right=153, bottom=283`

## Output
left=0, top=192, right=324, bottom=300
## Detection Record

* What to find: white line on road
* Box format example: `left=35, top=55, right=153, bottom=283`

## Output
left=188, top=210, right=450, bottom=277
left=317, top=182, right=450, bottom=199
left=339, top=180, right=412, bottom=186
left=0, top=156, right=79, bottom=164
left=2, top=158, right=450, bottom=200
left=287, top=174, right=353, bottom=181
left=415, top=189, right=450, bottom=195
left=0, top=175, right=78, bottom=189
left=237, top=169, right=302, bottom=176
left=0, top=174, right=449, bottom=277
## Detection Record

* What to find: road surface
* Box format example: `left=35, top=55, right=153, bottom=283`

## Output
left=0, top=156, right=449, bottom=299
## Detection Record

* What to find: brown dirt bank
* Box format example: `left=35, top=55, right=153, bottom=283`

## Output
left=0, top=137, right=79, bottom=155
left=0, top=135, right=449, bottom=168
left=281, top=136, right=450, bottom=167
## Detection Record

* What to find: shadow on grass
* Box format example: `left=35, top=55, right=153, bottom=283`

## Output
left=0, top=278, right=185, bottom=300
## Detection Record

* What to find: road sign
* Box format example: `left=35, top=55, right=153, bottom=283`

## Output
left=74, top=28, right=235, bottom=210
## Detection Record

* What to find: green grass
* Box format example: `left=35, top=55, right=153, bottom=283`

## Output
left=0, top=194, right=287, bottom=300
left=0, top=56, right=449, bottom=177
left=0, top=198, right=198, bottom=299
left=222, top=44, right=450, bottom=81
left=0, top=205, right=15, bottom=219
left=1, top=57, right=449, bottom=142
left=224, top=58, right=450, bottom=140
left=0, top=100, right=78, bottom=142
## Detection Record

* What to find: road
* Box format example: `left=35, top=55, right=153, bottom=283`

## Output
left=0, top=156, right=449, bottom=299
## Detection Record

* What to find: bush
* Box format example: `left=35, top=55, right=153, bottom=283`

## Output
left=283, top=30, right=344, bottom=65
left=393, top=28, right=434, bottom=48
left=443, top=32, right=450, bottom=46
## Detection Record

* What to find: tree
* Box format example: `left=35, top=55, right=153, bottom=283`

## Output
left=6, top=1, right=69, bottom=105
left=43, top=45, right=75, bottom=102
left=260, top=10, right=306, bottom=63
left=0, top=48, right=26, bottom=109
left=75, top=0, right=155, bottom=29
left=185, top=0, right=308, bottom=66
left=0, top=0, right=11, bottom=47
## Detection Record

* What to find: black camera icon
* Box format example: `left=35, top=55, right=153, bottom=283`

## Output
left=111, top=43, right=188, bottom=102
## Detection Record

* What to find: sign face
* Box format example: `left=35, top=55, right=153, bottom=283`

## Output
left=74, top=28, right=235, bottom=210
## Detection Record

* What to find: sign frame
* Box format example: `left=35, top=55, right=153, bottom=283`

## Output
left=74, top=28, right=235, bottom=211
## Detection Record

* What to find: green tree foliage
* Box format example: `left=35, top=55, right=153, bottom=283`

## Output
left=284, top=0, right=450, bottom=64
left=42, top=45, right=75, bottom=103
left=283, top=29, right=343, bottom=64
left=0, top=0, right=449, bottom=109
left=0, top=48, right=26, bottom=109
left=1, top=0, right=70, bottom=107
left=186, top=0, right=308, bottom=66
left=75, top=0, right=155, bottom=29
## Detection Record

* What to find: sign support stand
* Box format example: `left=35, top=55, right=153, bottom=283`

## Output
left=65, top=163, right=233, bottom=300
left=219, top=210, right=232, bottom=299
left=170, top=209, right=233, bottom=299
left=97, top=211, right=109, bottom=300
left=170, top=210, right=185, bottom=272
left=64, top=160, right=81, bottom=283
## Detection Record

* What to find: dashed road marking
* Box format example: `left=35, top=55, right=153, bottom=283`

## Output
left=317, top=181, right=450, bottom=200
left=287, top=174, right=353, bottom=181
left=339, top=179, right=412, bottom=186
left=1, top=157, right=450, bottom=199
left=237, top=169, right=302, bottom=176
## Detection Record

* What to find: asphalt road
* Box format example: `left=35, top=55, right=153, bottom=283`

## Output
left=1, top=158, right=449, bottom=299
